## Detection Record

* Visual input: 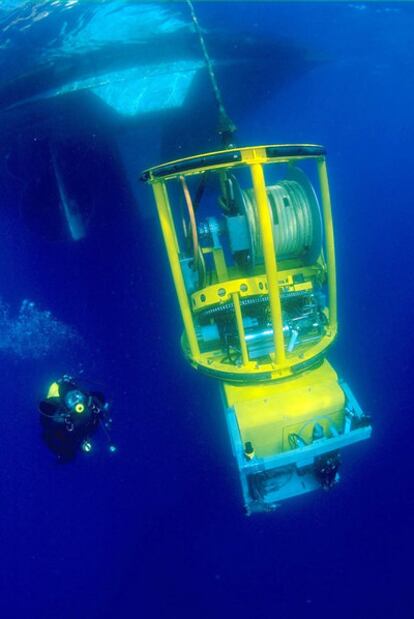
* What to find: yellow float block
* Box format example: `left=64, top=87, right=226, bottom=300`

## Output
left=223, top=360, right=345, bottom=458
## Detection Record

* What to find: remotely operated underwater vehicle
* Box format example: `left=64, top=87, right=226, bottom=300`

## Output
left=141, top=3, right=372, bottom=514
left=142, top=145, right=372, bottom=513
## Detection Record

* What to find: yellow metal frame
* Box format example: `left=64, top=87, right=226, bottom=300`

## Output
left=144, top=144, right=324, bottom=181
left=191, top=271, right=315, bottom=311
left=147, top=145, right=337, bottom=382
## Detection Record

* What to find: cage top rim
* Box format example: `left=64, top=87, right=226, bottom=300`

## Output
left=141, top=144, right=326, bottom=182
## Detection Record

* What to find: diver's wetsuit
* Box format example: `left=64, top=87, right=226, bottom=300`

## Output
left=39, top=377, right=107, bottom=460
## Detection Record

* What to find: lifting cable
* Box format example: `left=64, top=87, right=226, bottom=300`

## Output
left=186, top=0, right=237, bottom=147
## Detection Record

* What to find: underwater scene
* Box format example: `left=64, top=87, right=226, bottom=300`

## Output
left=0, top=1, right=412, bottom=617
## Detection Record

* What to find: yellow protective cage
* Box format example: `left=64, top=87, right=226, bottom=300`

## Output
left=142, top=144, right=371, bottom=513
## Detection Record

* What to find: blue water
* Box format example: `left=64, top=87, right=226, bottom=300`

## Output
left=0, top=2, right=412, bottom=617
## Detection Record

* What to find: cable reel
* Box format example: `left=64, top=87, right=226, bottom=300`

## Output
left=240, top=167, right=323, bottom=267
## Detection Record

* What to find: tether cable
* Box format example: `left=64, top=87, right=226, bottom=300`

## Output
left=186, top=0, right=237, bottom=147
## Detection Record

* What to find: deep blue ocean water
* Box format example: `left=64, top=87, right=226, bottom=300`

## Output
left=0, top=2, right=412, bottom=618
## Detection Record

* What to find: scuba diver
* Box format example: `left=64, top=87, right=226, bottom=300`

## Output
left=288, top=423, right=341, bottom=490
left=39, top=375, right=115, bottom=460
left=314, top=451, right=341, bottom=490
